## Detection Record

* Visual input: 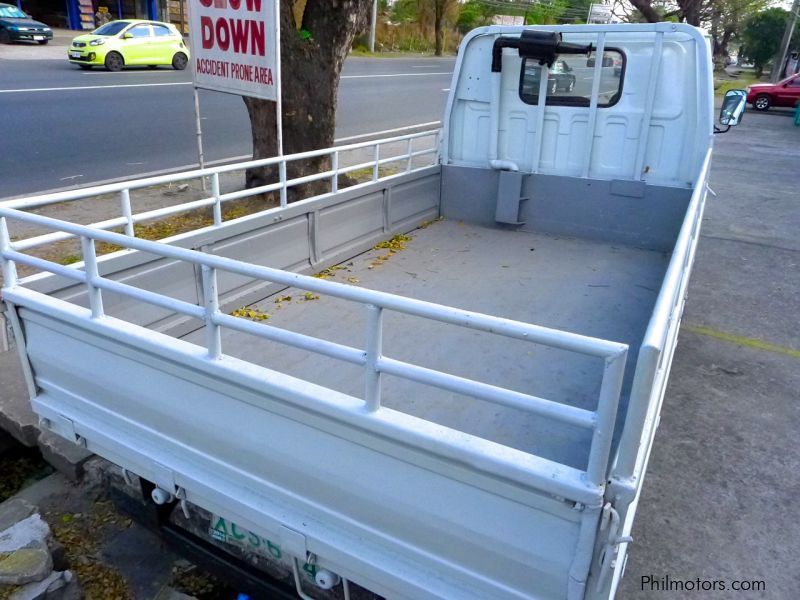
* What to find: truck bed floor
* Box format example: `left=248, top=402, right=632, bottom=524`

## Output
left=182, top=219, right=669, bottom=470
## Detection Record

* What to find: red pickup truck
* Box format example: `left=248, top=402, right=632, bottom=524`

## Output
left=747, top=73, right=800, bottom=111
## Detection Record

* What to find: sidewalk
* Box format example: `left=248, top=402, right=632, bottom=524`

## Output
left=0, top=28, right=72, bottom=60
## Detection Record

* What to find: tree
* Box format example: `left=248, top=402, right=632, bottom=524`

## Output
left=390, top=0, right=458, bottom=55
left=740, top=7, right=797, bottom=76
left=709, top=0, right=769, bottom=69
left=625, top=0, right=711, bottom=25
left=456, top=0, right=494, bottom=33
left=434, top=0, right=459, bottom=55
left=244, top=0, right=373, bottom=190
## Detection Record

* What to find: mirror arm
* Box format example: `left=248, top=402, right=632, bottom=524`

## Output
left=714, top=124, right=731, bottom=134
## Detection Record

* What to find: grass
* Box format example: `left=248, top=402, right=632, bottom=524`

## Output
left=714, top=69, right=760, bottom=97
left=53, top=196, right=274, bottom=267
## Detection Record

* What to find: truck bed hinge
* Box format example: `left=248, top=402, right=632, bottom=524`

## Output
left=594, top=502, right=633, bottom=593
left=495, top=170, right=528, bottom=226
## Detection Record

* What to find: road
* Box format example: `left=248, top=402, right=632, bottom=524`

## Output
left=0, top=50, right=454, bottom=198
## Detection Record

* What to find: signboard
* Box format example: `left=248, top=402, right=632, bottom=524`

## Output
left=188, top=0, right=278, bottom=101
left=587, top=3, right=613, bottom=24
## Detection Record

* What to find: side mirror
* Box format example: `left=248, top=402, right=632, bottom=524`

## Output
left=122, top=32, right=133, bottom=39
left=719, top=89, right=746, bottom=127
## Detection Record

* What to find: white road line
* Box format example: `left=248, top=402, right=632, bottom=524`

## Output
left=441, top=88, right=450, bottom=92
left=0, top=72, right=452, bottom=93
left=0, top=121, right=442, bottom=200
left=0, top=82, right=192, bottom=93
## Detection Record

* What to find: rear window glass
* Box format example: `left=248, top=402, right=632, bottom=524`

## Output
left=519, top=49, right=625, bottom=107
left=153, top=24, right=173, bottom=36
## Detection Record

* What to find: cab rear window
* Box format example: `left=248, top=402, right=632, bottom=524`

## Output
left=519, top=49, right=625, bottom=107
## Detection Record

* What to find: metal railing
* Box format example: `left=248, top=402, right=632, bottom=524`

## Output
left=5, top=128, right=439, bottom=252
left=0, top=134, right=628, bottom=501
left=1, top=209, right=627, bottom=496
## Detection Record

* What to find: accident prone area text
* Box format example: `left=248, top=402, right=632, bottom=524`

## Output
left=196, top=58, right=273, bottom=85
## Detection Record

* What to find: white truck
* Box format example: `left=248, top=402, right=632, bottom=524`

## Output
left=0, top=23, right=744, bottom=600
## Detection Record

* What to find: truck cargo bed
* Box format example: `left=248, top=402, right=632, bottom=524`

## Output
left=183, top=219, right=668, bottom=471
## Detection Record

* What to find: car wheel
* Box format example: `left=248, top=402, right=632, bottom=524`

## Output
left=753, top=94, right=771, bottom=111
left=78, top=64, right=92, bottom=70
left=0, top=29, right=11, bottom=44
left=566, top=78, right=575, bottom=93
left=37, top=39, right=48, bottom=45
left=105, top=51, right=124, bottom=72
left=172, top=52, right=188, bottom=70
left=548, top=79, right=557, bottom=95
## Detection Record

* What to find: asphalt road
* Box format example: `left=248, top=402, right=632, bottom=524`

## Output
left=0, top=50, right=454, bottom=198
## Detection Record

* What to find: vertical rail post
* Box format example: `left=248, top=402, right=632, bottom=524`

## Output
left=279, top=160, right=288, bottom=207
left=372, top=144, right=380, bottom=182
left=331, top=150, right=339, bottom=194
left=530, top=63, right=550, bottom=174
left=211, top=173, right=222, bottom=226
left=406, top=137, right=413, bottom=172
left=586, top=349, right=628, bottom=486
left=120, top=189, right=135, bottom=237
left=364, top=304, right=383, bottom=411
left=0, top=217, right=18, bottom=288
left=581, top=32, right=605, bottom=178
left=201, top=265, right=222, bottom=359
left=80, top=236, right=104, bottom=319
left=633, top=31, right=664, bottom=180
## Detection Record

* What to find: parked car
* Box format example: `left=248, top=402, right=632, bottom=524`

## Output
left=521, top=59, right=576, bottom=97
left=68, top=19, right=189, bottom=71
left=746, top=73, right=800, bottom=111
left=0, top=3, right=53, bottom=44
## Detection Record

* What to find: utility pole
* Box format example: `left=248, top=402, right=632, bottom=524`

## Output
left=771, top=0, right=800, bottom=83
left=368, top=0, right=377, bottom=53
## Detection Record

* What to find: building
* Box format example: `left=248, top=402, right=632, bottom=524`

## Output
left=15, top=0, right=186, bottom=31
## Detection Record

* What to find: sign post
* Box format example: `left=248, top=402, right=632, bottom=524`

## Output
left=186, top=0, right=282, bottom=185
left=587, top=3, right=613, bottom=24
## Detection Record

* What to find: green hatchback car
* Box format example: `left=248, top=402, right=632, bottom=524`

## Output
left=68, top=19, right=189, bottom=71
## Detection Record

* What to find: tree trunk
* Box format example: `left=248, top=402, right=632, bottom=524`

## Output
left=244, top=0, right=372, bottom=193
left=628, top=0, right=662, bottom=23
left=677, top=0, right=702, bottom=26
left=434, top=2, right=444, bottom=56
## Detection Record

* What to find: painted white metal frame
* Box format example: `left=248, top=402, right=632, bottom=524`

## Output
left=442, top=23, right=712, bottom=185
left=1, top=200, right=627, bottom=499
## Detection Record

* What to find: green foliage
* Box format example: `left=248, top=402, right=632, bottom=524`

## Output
left=390, top=0, right=420, bottom=23
left=740, top=8, right=799, bottom=75
left=456, top=1, right=493, bottom=33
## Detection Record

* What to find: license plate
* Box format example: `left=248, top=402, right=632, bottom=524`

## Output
left=70, top=52, right=81, bottom=58
left=33, top=35, right=43, bottom=40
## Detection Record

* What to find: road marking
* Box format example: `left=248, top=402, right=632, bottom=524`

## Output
left=0, top=72, right=452, bottom=94
left=441, top=88, right=450, bottom=92
left=683, top=324, right=800, bottom=359
left=0, top=121, right=442, bottom=200
left=0, top=82, right=192, bottom=93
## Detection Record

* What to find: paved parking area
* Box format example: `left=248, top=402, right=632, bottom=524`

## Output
left=620, top=108, right=800, bottom=597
